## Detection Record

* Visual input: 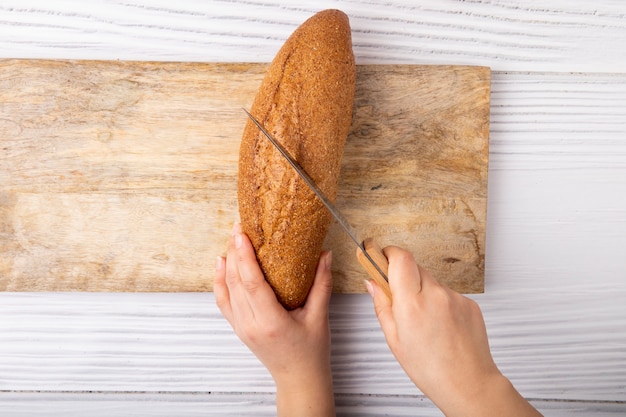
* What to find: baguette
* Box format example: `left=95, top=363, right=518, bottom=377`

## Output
left=237, top=9, right=356, bottom=309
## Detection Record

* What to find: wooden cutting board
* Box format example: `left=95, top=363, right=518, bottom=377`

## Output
left=0, top=60, right=490, bottom=294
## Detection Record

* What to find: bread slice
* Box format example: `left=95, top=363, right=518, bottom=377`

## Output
left=237, top=9, right=356, bottom=309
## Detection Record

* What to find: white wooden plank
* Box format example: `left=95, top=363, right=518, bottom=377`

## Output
left=486, top=72, right=626, bottom=293
left=490, top=72, right=626, bottom=170
left=0, top=392, right=445, bottom=417
left=0, top=392, right=278, bottom=417
left=486, top=167, right=626, bottom=292
left=0, top=287, right=624, bottom=401
left=0, top=392, right=623, bottom=416
left=0, top=0, right=625, bottom=71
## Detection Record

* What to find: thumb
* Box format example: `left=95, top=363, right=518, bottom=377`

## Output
left=366, top=279, right=396, bottom=342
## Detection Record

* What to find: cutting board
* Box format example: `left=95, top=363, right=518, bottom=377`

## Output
left=0, top=60, right=490, bottom=294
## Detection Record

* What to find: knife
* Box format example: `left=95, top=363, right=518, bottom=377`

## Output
left=243, top=109, right=392, bottom=299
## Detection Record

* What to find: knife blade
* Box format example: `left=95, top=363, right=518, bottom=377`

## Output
left=243, top=108, right=392, bottom=298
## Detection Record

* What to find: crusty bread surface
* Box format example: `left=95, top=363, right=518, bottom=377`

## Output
left=238, top=9, right=356, bottom=309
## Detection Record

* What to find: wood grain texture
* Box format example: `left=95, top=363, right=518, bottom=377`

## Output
left=0, top=60, right=490, bottom=293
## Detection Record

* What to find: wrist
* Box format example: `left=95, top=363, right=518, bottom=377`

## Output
left=274, top=365, right=335, bottom=417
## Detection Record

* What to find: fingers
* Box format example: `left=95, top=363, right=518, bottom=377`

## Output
left=214, top=255, right=233, bottom=322
left=366, top=279, right=396, bottom=342
left=302, top=251, right=333, bottom=316
left=383, top=246, right=423, bottom=299
left=233, top=227, right=285, bottom=319
left=223, top=225, right=255, bottom=320
left=366, top=246, right=435, bottom=346
left=216, top=223, right=286, bottom=326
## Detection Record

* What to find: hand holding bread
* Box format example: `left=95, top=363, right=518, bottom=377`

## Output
left=214, top=223, right=335, bottom=417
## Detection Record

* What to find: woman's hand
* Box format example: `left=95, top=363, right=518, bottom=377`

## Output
left=367, top=246, right=542, bottom=417
left=214, top=223, right=335, bottom=417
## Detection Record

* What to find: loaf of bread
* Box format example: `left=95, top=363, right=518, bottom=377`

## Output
left=238, top=9, right=356, bottom=309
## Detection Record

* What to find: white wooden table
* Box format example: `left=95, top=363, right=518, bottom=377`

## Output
left=1, top=1, right=625, bottom=415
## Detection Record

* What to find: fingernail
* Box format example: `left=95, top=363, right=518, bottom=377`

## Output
left=234, top=233, right=242, bottom=249
left=215, top=256, right=224, bottom=272
left=231, top=222, right=242, bottom=235
left=325, top=251, right=333, bottom=271
left=364, top=280, right=374, bottom=298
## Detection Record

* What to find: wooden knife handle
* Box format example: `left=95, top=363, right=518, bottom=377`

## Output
left=356, top=238, right=392, bottom=299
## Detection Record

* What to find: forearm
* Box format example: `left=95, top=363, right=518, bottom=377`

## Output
left=437, top=372, right=543, bottom=417
left=275, top=367, right=335, bottom=417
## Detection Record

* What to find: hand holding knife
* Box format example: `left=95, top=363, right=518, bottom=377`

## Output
left=244, top=109, right=392, bottom=299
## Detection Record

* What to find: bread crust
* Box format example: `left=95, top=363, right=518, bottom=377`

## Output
left=238, top=9, right=356, bottom=309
